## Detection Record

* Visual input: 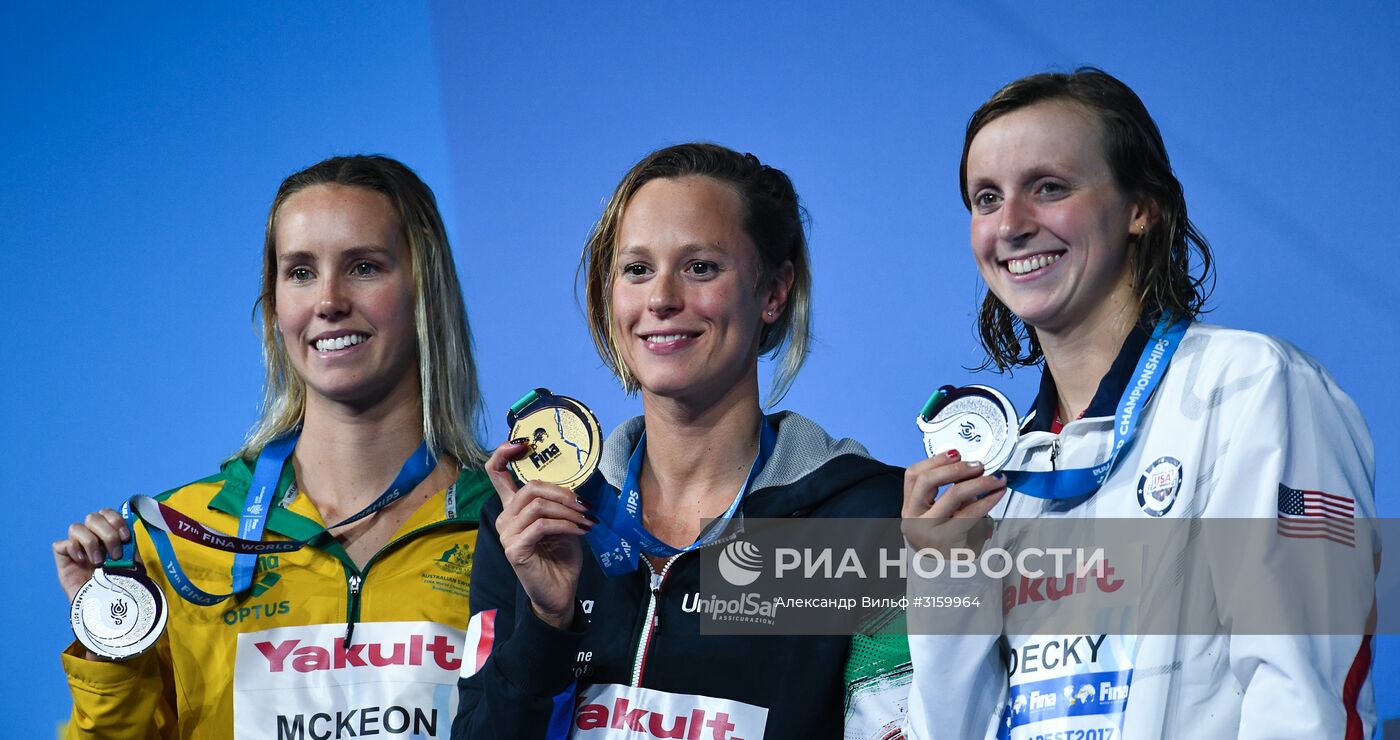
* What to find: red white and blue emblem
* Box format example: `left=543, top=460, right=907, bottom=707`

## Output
left=1136, top=457, right=1182, bottom=517
left=1277, top=484, right=1355, bottom=547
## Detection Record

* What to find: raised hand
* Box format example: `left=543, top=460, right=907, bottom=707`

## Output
left=485, top=440, right=593, bottom=629
left=901, top=449, right=1006, bottom=554
left=54, top=507, right=133, bottom=603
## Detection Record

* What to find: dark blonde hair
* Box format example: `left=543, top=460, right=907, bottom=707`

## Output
left=962, top=67, right=1215, bottom=370
left=580, top=143, right=812, bottom=403
left=239, top=155, right=486, bottom=467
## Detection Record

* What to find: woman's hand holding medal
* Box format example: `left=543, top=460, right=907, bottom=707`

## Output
left=55, top=506, right=167, bottom=661
left=900, top=449, right=1006, bottom=555
left=904, top=384, right=1017, bottom=553
left=486, top=440, right=594, bottom=630
left=53, top=507, right=135, bottom=603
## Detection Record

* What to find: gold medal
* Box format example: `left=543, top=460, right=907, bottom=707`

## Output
left=506, top=388, right=603, bottom=490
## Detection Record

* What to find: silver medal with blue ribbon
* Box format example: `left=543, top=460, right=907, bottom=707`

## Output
left=918, top=317, right=1189, bottom=501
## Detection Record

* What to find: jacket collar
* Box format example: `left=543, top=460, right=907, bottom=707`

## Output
left=596, top=410, right=884, bottom=517
left=205, top=455, right=490, bottom=541
left=1025, top=316, right=1154, bottom=433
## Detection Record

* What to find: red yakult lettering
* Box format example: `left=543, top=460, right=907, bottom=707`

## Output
left=255, top=632, right=461, bottom=673
left=610, top=698, right=645, bottom=730
left=1003, top=560, right=1127, bottom=614
left=256, top=639, right=300, bottom=672
left=576, top=700, right=746, bottom=739
left=334, top=638, right=367, bottom=668
left=425, top=634, right=462, bottom=670
left=572, top=684, right=765, bottom=740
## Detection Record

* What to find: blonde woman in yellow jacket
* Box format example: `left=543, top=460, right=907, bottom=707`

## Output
left=53, top=155, right=494, bottom=739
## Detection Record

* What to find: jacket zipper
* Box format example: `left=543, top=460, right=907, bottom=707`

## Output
left=630, top=555, right=680, bottom=686
left=345, top=572, right=363, bottom=643
left=339, top=505, right=472, bottom=646
left=1050, top=438, right=1062, bottom=469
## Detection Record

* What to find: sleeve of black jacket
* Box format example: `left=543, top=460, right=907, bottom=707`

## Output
left=451, top=494, right=585, bottom=739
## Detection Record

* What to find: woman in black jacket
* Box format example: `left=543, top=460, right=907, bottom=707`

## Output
left=454, top=143, right=908, bottom=740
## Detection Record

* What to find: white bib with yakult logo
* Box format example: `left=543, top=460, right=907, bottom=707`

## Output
left=572, top=683, right=769, bottom=740
left=233, top=621, right=465, bottom=740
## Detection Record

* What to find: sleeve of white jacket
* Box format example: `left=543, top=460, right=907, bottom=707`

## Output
left=905, top=573, right=1007, bottom=740
left=1206, top=340, right=1377, bottom=740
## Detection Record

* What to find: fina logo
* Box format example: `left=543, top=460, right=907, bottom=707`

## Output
left=717, top=540, right=763, bottom=586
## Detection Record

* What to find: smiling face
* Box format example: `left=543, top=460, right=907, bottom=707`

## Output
left=272, top=184, right=419, bottom=412
left=965, top=100, right=1149, bottom=337
left=610, top=176, right=789, bottom=407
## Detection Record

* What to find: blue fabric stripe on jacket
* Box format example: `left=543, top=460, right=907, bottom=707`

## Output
left=546, top=683, right=577, bottom=739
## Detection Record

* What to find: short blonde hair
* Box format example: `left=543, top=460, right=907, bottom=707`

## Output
left=580, top=143, right=813, bottom=404
left=237, top=155, right=487, bottom=468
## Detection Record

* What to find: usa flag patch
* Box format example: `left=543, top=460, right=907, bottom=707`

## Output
left=1277, top=484, right=1355, bottom=547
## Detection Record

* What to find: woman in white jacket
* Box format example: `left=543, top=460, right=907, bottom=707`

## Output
left=902, top=68, right=1377, bottom=739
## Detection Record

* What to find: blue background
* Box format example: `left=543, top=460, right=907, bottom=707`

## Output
left=3, top=2, right=1395, bottom=735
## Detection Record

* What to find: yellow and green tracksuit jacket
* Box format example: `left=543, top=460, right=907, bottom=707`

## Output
left=61, top=454, right=492, bottom=739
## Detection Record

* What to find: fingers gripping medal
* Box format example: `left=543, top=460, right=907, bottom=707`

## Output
left=916, top=384, right=1019, bottom=473
left=70, top=506, right=169, bottom=659
left=506, top=388, right=602, bottom=490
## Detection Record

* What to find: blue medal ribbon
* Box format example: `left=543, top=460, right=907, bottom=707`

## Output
left=229, top=434, right=297, bottom=593
left=1002, top=318, right=1188, bottom=500
left=580, top=419, right=777, bottom=576
left=126, top=434, right=435, bottom=607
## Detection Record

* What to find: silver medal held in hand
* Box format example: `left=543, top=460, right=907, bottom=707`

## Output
left=70, top=564, right=169, bottom=660
left=916, top=384, right=1019, bottom=473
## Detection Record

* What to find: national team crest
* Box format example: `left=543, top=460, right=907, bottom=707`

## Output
left=1136, top=456, right=1182, bottom=517
left=435, top=543, right=473, bottom=575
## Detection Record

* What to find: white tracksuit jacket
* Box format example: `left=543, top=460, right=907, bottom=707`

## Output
left=907, top=322, right=1377, bottom=740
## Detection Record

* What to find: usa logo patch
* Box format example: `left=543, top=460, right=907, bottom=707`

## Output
left=1136, top=457, right=1182, bottom=517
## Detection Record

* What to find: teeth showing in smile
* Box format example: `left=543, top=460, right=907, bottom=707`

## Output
left=644, top=333, right=695, bottom=343
left=314, top=334, right=367, bottom=352
left=1007, top=253, right=1062, bottom=275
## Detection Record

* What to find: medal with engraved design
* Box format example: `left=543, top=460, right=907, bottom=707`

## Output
left=70, top=564, right=168, bottom=660
left=916, top=384, right=1019, bottom=474
left=506, top=388, right=603, bottom=490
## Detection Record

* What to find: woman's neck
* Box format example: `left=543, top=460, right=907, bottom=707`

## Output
left=291, top=383, right=448, bottom=520
left=637, top=376, right=764, bottom=513
left=1038, top=292, right=1141, bottom=423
